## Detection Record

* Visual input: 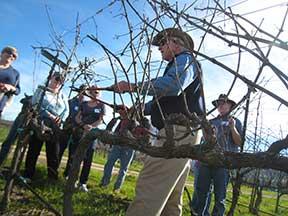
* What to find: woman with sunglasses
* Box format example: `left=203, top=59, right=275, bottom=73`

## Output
left=21, top=72, right=68, bottom=183
left=0, top=46, right=20, bottom=118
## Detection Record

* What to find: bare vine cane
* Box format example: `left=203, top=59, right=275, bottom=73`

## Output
left=63, top=128, right=102, bottom=215
left=0, top=110, right=32, bottom=212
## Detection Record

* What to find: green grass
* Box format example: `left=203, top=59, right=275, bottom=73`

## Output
left=0, top=125, right=10, bottom=143
left=1, top=162, right=287, bottom=216
left=1, top=124, right=288, bottom=215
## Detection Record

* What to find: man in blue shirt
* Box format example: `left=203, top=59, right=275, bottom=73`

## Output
left=0, top=46, right=20, bottom=118
left=112, top=28, right=205, bottom=216
left=196, top=94, right=242, bottom=216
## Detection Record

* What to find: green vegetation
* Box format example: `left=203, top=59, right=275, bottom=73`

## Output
left=0, top=124, right=288, bottom=215
left=1, top=162, right=287, bottom=216
left=0, top=125, right=10, bottom=143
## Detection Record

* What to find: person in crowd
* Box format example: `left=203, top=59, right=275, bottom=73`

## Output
left=112, top=27, right=205, bottom=215
left=64, top=85, right=105, bottom=192
left=58, top=84, right=87, bottom=163
left=100, top=106, right=136, bottom=193
left=0, top=46, right=20, bottom=118
left=21, top=72, right=68, bottom=182
left=196, top=94, right=242, bottom=216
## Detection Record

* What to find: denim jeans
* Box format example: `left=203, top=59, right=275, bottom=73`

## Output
left=100, top=145, right=135, bottom=190
left=196, top=163, right=229, bottom=216
left=191, top=162, right=211, bottom=215
left=0, top=114, right=24, bottom=166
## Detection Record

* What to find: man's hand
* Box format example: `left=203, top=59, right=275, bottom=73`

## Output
left=228, top=117, right=236, bottom=128
left=111, top=81, right=136, bottom=93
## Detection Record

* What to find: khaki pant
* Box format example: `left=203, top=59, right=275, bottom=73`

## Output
left=126, top=125, right=201, bottom=216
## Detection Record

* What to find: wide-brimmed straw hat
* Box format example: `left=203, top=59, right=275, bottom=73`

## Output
left=212, top=94, right=236, bottom=108
left=151, top=28, right=194, bottom=51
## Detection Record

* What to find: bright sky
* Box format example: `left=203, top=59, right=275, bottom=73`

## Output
left=1, top=0, right=287, bottom=149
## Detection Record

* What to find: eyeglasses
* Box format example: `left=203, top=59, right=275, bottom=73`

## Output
left=4, top=50, right=17, bottom=59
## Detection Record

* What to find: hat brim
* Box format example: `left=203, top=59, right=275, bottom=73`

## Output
left=151, top=28, right=194, bottom=51
left=212, top=99, right=236, bottom=108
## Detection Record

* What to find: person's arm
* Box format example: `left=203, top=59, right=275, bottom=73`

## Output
left=141, top=54, right=196, bottom=97
left=59, top=93, right=69, bottom=121
left=75, top=110, right=83, bottom=126
left=229, top=117, right=242, bottom=146
left=32, top=87, right=50, bottom=118
left=112, top=53, right=196, bottom=97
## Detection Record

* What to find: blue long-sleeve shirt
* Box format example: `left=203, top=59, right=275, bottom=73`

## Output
left=0, top=66, right=20, bottom=112
left=142, top=52, right=197, bottom=114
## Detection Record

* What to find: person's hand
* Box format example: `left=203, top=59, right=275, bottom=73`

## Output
left=132, top=126, right=149, bottom=138
left=47, top=112, right=61, bottom=126
left=228, top=117, right=236, bottom=128
left=0, top=83, right=11, bottom=92
left=2, top=84, right=16, bottom=92
left=0, top=83, right=5, bottom=91
left=110, top=81, right=135, bottom=93
left=54, top=116, right=62, bottom=125
left=83, top=124, right=93, bottom=131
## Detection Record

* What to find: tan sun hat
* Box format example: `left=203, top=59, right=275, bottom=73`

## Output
left=212, top=94, right=236, bottom=108
left=151, top=28, right=194, bottom=51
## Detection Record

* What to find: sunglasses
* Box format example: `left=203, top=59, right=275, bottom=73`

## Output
left=4, top=50, right=17, bottom=59
left=54, top=76, right=63, bottom=82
